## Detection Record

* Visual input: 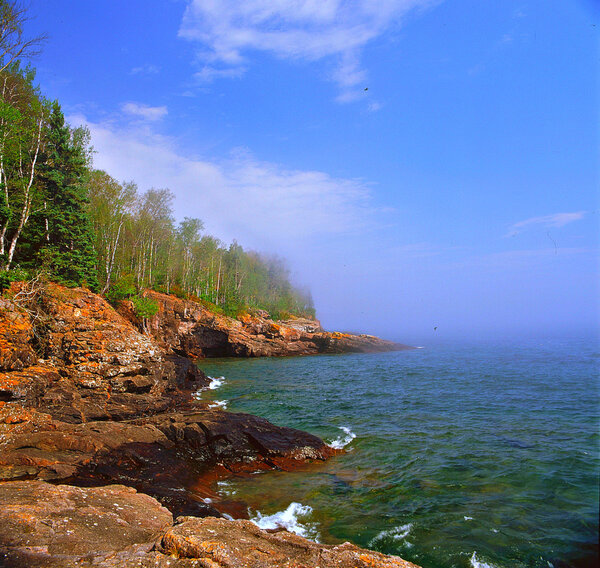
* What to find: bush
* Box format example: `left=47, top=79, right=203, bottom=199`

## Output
left=0, top=267, right=31, bottom=294
left=106, top=275, right=136, bottom=304
left=130, top=295, right=159, bottom=319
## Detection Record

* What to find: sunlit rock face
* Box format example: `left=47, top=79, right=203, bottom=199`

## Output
left=132, top=289, right=411, bottom=358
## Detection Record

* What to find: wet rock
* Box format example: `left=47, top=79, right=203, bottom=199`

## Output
left=134, top=409, right=335, bottom=467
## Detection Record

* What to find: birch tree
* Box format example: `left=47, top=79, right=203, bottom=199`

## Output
left=0, top=64, right=46, bottom=270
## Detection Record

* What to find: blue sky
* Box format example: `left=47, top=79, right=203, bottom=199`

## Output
left=26, top=0, right=598, bottom=342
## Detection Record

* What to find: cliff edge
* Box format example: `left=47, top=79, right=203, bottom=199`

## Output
left=121, top=289, right=412, bottom=358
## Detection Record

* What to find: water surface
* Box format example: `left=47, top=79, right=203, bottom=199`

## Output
left=198, top=337, right=599, bottom=568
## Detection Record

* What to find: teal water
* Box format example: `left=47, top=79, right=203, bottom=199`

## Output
left=198, top=337, right=599, bottom=568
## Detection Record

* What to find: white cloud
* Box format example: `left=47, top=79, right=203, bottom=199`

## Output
left=69, top=114, right=375, bottom=248
left=179, top=0, right=436, bottom=100
left=194, top=65, right=246, bottom=83
left=505, top=212, right=586, bottom=237
left=130, top=64, right=161, bottom=75
left=121, top=102, right=168, bottom=121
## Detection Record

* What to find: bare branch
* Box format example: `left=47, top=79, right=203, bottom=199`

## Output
left=0, top=1, right=46, bottom=72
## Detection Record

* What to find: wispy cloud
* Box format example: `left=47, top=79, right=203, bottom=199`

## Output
left=367, top=101, right=383, bottom=113
left=179, top=0, right=436, bottom=101
left=505, top=212, right=586, bottom=237
left=121, top=102, right=168, bottom=121
left=130, top=64, right=161, bottom=76
left=194, top=65, right=246, bottom=83
left=69, top=114, right=376, bottom=247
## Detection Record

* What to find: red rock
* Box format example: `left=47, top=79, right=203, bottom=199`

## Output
left=128, top=289, right=411, bottom=359
left=159, top=516, right=420, bottom=568
left=0, top=481, right=173, bottom=567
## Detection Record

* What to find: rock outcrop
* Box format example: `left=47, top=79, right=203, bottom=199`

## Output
left=0, top=481, right=419, bottom=568
left=0, top=282, right=418, bottom=567
left=125, top=290, right=412, bottom=358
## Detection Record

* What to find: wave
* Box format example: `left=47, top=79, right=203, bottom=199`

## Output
left=470, top=552, right=500, bottom=568
left=328, top=426, right=356, bottom=449
left=208, top=376, right=226, bottom=390
left=192, top=376, right=226, bottom=400
left=209, top=400, right=228, bottom=409
left=369, top=523, right=413, bottom=547
left=250, top=502, right=319, bottom=541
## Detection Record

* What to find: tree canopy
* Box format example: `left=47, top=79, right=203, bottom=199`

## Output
left=0, top=7, right=315, bottom=320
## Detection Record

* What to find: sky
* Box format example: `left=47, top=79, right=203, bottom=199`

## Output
left=23, top=0, right=599, bottom=343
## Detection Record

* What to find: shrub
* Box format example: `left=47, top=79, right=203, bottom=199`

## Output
left=130, top=295, right=159, bottom=319
left=0, top=267, right=31, bottom=294
left=106, top=275, right=136, bottom=304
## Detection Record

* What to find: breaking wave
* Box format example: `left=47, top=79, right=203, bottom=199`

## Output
left=192, top=376, right=226, bottom=400
left=250, top=502, right=319, bottom=541
left=209, top=400, right=228, bottom=409
left=208, top=376, right=226, bottom=389
left=328, top=426, right=356, bottom=449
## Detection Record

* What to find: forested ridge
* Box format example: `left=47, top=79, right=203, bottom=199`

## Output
left=0, top=1, right=314, bottom=320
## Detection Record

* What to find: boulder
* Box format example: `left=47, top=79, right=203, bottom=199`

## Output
left=159, top=516, right=420, bottom=568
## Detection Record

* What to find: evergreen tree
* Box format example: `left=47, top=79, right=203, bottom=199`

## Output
left=25, top=101, right=98, bottom=289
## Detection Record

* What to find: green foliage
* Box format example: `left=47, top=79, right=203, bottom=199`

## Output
left=33, top=101, right=98, bottom=290
left=0, top=267, right=29, bottom=293
left=130, top=295, right=159, bottom=319
left=0, top=56, right=316, bottom=319
left=105, top=274, right=136, bottom=304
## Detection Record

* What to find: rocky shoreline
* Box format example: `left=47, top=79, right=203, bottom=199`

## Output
left=0, top=282, right=417, bottom=567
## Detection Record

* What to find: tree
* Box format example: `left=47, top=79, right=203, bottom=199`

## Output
left=87, top=170, right=136, bottom=293
left=28, top=101, right=98, bottom=289
left=0, top=1, right=46, bottom=73
left=0, top=63, right=46, bottom=270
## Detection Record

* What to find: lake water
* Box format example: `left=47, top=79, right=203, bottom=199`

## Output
left=197, top=336, right=599, bottom=568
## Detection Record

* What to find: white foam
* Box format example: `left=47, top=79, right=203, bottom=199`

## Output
left=470, top=552, right=500, bottom=568
left=328, top=426, right=356, bottom=450
left=209, top=400, right=228, bottom=409
left=192, top=376, right=226, bottom=400
left=250, top=502, right=319, bottom=540
left=369, top=523, right=413, bottom=547
left=216, top=480, right=236, bottom=496
left=208, top=376, right=226, bottom=390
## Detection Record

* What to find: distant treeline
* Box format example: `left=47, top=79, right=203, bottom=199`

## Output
left=0, top=3, right=314, bottom=319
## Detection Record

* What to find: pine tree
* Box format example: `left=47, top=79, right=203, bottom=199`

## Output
left=27, top=101, right=98, bottom=289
